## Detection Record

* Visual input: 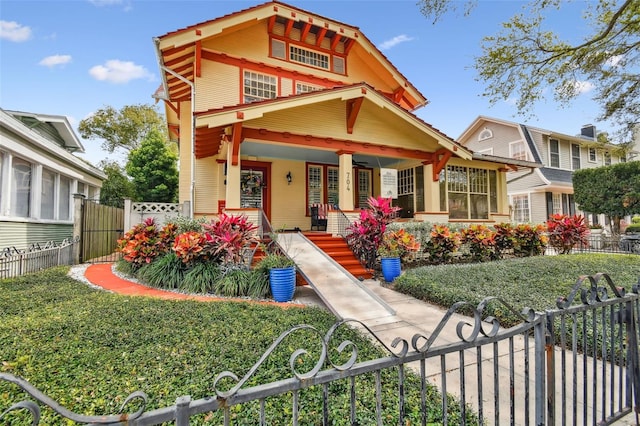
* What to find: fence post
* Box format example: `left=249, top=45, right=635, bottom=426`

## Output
left=175, top=395, right=191, bottom=426
left=72, top=194, right=85, bottom=265
left=182, top=200, right=191, bottom=218
left=535, top=314, right=547, bottom=425
left=124, top=198, right=132, bottom=233
left=625, top=299, right=640, bottom=416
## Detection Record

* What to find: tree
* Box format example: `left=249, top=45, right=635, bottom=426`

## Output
left=418, top=0, right=640, bottom=145
left=125, top=129, right=179, bottom=203
left=99, top=161, right=136, bottom=208
left=573, top=162, right=640, bottom=234
left=78, top=104, right=166, bottom=154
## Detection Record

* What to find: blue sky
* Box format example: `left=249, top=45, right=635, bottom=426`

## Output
left=0, top=0, right=610, bottom=166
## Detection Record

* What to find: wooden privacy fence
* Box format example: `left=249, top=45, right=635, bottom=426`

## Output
left=77, top=197, right=124, bottom=263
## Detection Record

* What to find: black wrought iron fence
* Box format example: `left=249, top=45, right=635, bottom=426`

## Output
left=3, top=273, right=639, bottom=425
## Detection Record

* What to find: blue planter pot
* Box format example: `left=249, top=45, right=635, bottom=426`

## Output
left=269, top=267, right=296, bottom=302
left=381, top=257, right=401, bottom=282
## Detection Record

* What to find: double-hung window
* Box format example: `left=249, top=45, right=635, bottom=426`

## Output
left=510, top=141, right=527, bottom=161
left=549, top=139, right=560, bottom=167
left=511, top=194, right=530, bottom=223
left=11, top=158, right=31, bottom=217
left=571, top=144, right=581, bottom=170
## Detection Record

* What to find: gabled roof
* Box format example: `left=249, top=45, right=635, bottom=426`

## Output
left=3, top=109, right=85, bottom=152
left=538, top=167, right=573, bottom=185
left=0, top=109, right=104, bottom=180
left=153, top=0, right=426, bottom=111
left=192, top=82, right=469, bottom=161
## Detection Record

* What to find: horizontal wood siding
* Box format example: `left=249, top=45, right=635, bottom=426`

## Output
left=197, top=62, right=239, bottom=111
left=529, top=192, right=549, bottom=224
left=194, top=157, right=220, bottom=216
left=464, top=123, right=522, bottom=159
left=0, top=221, right=73, bottom=251
left=269, top=159, right=308, bottom=230
left=507, top=170, right=546, bottom=192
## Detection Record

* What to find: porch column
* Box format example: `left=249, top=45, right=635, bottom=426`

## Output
left=225, top=143, right=241, bottom=209
left=423, top=163, right=441, bottom=212
left=338, top=152, right=354, bottom=211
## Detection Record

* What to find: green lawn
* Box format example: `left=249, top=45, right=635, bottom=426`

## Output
left=0, top=267, right=474, bottom=425
left=395, top=253, right=640, bottom=327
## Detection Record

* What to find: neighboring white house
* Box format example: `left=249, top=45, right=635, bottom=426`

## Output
left=458, top=116, right=639, bottom=228
left=0, top=108, right=105, bottom=250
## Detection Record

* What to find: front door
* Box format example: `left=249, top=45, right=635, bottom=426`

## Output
left=240, top=161, right=271, bottom=219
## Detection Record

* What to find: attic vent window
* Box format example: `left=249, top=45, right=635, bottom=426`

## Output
left=271, top=39, right=286, bottom=59
left=290, top=45, right=329, bottom=70
left=332, top=56, right=345, bottom=74
left=478, top=127, right=493, bottom=141
left=243, top=71, right=277, bottom=103
left=296, top=82, right=322, bottom=94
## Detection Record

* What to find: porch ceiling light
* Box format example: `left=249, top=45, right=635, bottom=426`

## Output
left=286, top=171, right=292, bottom=185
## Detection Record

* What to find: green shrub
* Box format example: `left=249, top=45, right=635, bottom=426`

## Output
left=625, top=223, right=640, bottom=233
left=137, top=252, right=186, bottom=289
left=181, top=262, right=221, bottom=293
left=214, top=264, right=251, bottom=297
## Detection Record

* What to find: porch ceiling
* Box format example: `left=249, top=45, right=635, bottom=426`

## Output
left=240, top=141, right=401, bottom=168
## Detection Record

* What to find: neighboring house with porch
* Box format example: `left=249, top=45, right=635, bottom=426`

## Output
left=152, top=1, right=533, bottom=231
left=457, top=115, right=639, bottom=227
left=0, top=108, right=105, bottom=250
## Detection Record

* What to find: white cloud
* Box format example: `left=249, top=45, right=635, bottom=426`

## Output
left=0, top=20, right=32, bottom=42
left=89, top=60, right=154, bottom=84
left=39, top=54, right=72, bottom=68
left=573, top=80, right=595, bottom=94
left=606, top=54, right=624, bottom=67
left=378, top=34, right=414, bottom=51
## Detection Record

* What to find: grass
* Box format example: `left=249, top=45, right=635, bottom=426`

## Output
left=0, top=267, right=476, bottom=425
left=395, top=253, right=640, bottom=327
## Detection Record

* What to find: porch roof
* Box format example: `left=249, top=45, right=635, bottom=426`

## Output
left=193, top=83, right=472, bottom=162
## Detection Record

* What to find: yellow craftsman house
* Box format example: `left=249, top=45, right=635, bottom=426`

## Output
left=153, top=0, right=531, bottom=231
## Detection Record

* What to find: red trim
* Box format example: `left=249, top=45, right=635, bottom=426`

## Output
left=346, top=97, right=363, bottom=134
left=300, top=22, right=311, bottom=42
left=316, top=27, right=327, bottom=46
left=430, top=148, right=452, bottom=181
left=231, top=122, right=243, bottom=165
left=195, top=41, right=202, bottom=77
left=330, top=34, right=341, bottom=51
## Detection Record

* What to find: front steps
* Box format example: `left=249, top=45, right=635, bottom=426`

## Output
left=303, top=233, right=372, bottom=280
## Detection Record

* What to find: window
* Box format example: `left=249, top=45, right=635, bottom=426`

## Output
left=11, top=158, right=31, bottom=217
left=398, top=168, right=414, bottom=196
left=327, top=167, right=339, bottom=206
left=510, top=141, right=527, bottom=161
left=571, top=144, right=581, bottom=170
left=439, top=166, right=490, bottom=220
left=620, top=154, right=627, bottom=163
left=0, top=152, right=3, bottom=209
left=549, top=139, right=560, bottom=168
left=41, top=168, right=55, bottom=219
left=588, top=147, right=597, bottom=162
left=478, top=128, right=493, bottom=141
left=295, top=82, right=322, bottom=94
left=512, top=195, right=530, bottom=223
left=552, top=193, right=563, bottom=215
left=307, top=165, right=323, bottom=205
left=243, top=71, right=277, bottom=103
left=59, top=175, right=71, bottom=220
left=290, top=45, right=329, bottom=70
left=604, top=152, right=611, bottom=166
left=357, top=169, right=372, bottom=209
